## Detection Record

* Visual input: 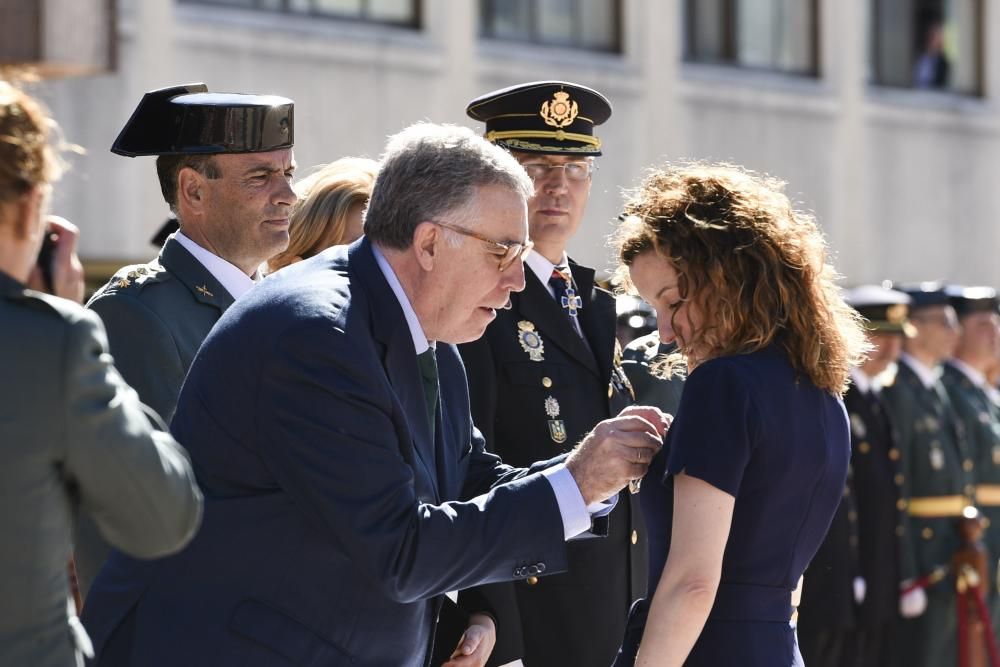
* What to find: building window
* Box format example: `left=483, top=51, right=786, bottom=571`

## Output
left=479, top=0, right=622, bottom=52
left=177, top=0, right=420, bottom=27
left=684, top=0, right=819, bottom=76
left=870, top=0, right=981, bottom=95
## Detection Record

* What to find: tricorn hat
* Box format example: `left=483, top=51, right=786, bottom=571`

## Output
left=466, top=80, right=611, bottom=156
left=112, top=83, right=294, bottom=157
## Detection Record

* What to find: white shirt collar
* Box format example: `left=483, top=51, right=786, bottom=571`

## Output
left=899, top=352, right=940, bottom=389
left=173, top=230, right=258, bottom=300
left=948, top=358, right=989, bottom=389
left=372, top=244, right=431, bottom=355
left=849, top=367, right=874, bottom=395
left=525, top=250, right=569, bottom=297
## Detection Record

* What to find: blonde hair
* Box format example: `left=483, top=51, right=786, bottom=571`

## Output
left=267, top=157, right=378, bottom=272
left=613, top=162, right=868, bottom=394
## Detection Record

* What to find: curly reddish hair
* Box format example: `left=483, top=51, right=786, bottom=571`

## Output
left=613, top=162, right=867, bottom=394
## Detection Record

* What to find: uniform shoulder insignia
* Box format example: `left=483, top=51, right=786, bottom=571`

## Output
left=94, top=260, right=169, bottom=298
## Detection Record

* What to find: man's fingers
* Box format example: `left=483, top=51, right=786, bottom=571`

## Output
left=617, top=405, right=671, bottom=436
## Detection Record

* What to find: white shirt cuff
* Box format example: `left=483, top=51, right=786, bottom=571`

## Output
left=541, top=464, right=615, bottom=539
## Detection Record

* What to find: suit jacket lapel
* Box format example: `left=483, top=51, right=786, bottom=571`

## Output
left=159, top=236, right=236, bottom=313
left=350, top=239, right=441, bottom=500
left=516, top=270, right=600, bottom=378
left=573, top=261, right=615, bottom=385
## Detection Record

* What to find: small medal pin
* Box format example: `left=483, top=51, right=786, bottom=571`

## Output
left=930, top=447, right=945, bottom=471
left=517, top=320, right=545, bottom=362
left=544, top=396, right=567, bottom=444
left=850, top=413, right=867, bottom=439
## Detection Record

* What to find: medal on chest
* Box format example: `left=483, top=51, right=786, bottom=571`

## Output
left=850, top=413, right=867, bottom=440
left=929, top=445, right=945, bottom=471
left=544, top=396, right=567, bottom=444
left=517, top=320, right=545, bottom=362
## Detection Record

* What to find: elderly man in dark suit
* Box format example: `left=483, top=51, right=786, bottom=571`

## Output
left=80, top=122, right=667, bottom=667
left=75, top=84, right=297, bottom=597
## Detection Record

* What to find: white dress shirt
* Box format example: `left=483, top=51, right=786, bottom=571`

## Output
left=899, top=352, right=940, bottom=390
left=174, top=231, right=258, bottom=300
left=372, top=245, right=604, bottom=539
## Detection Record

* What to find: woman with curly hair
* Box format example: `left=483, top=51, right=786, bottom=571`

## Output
left=266, top=156, right=377, bottom=273
left=610, top=162, right=869, bottom=667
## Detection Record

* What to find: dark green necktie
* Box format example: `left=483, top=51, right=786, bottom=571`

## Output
left=416, top=348, right=439, bottom=437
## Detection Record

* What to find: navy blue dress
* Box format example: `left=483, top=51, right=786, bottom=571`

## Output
left=619, top=345, right=850, bottom=666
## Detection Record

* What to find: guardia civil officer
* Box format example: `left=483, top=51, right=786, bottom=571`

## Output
left=942, top=285, right=1000, bottom=633
left=76, top=83, right=296, bottom=596
left=882, top=282, right=973, bottom=667
left=458, top=81, right=646, bottom=667
left=0, top=80, right=201, bottom=667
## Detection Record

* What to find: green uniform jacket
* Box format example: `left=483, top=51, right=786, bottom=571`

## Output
left=77, top=234, right=233, bottom=595
left=0, top=270, right=201, bottom=667
left=882, top=359, right=973, bottom=667
left=942, top=361, right=1000, bottom=630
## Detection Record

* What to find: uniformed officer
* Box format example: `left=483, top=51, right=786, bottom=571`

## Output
left=882, top=282, right=972, bottom=667
left=0, top=79, right=202, bottom=667
left=76, top=83, right=296, bottom=596
left=942, top=285, right=1000, bottom=634
left=803, top=285, right=912, bottom=667
left=457, top=81, right=646, bottom=667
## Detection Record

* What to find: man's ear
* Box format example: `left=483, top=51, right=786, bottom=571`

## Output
left=177, top=167, right=206, bottom=214
left=412, top=221, right=440, bottom=271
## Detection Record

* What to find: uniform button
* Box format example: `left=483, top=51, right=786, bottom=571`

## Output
left=895, top=473, right=905, bottom=486
left=631, top=530, right=638, bottom=545
left=897, top=499, right=908, bottom=511
left=542, top=376, right=553, bottom=388
left=922, top=527, right=934, bottom=540
left=858, top=442, right=871, bottom=454
left=889, top=448, right=901, bottom=461
left=848, top=511, right=857, bottom=522
left=849, top=536, right=858, bottom=547
left=896, top=525, right=905, bottom=537
left=526, top=576, right=539, bottom=585
left=843, top=486, right=850, bottom=497
left=964, top=459, right=974, bottom=472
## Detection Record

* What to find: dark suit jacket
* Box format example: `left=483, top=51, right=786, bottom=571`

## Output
left=82, top=239, right=571, bottom=667
left=457, top=260, right=646, bottom=667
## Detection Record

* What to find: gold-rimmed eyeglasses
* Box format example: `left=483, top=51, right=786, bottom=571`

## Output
left=433, top=220, right=533, bottom=272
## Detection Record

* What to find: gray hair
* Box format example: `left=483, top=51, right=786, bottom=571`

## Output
left=364, top=122, right=533, bottom=249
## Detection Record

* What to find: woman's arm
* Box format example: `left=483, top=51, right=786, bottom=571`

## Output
left=635, top=472, right=735, bottom=667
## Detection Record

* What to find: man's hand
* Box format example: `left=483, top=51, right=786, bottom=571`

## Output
left=566, top=405, right=669, bottom=506
left=443, top=613, right=496, bottom=667
left=27, top=216, right=85, bottom=303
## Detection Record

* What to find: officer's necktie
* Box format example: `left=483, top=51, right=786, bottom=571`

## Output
left=549, top=267, right=584, bottom=337
left=416, top=348, right=439, bottom=438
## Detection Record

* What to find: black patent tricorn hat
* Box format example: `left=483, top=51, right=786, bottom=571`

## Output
left=466, top=80, right=611, bottom=156
left=111, top=83, right=294, bottom=157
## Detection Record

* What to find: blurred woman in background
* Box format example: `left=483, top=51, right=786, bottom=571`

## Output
left=266, top=156, right=377, bottom=273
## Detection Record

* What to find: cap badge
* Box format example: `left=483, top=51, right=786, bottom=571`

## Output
left=887, top=304, right=907, bottom=324
left=540, top=91, right=578, bottom=129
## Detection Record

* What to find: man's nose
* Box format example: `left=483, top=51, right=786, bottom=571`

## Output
left=540, top=166, right=569, bottom=194
left=504, top=257, right=527, bottom=293
left=273, top=176, right=297, bottom=207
